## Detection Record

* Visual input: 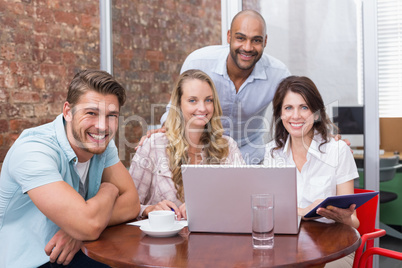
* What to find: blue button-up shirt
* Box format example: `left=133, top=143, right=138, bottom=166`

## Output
left=161, top=45, right=290, bottom=164
left=0, top=114, right=120, bottom=267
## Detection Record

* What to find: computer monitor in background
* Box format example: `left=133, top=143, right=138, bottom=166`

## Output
left=332, top=106, right=364, bottom=148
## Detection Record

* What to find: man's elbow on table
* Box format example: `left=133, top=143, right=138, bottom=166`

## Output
left=106, top=183, right=141, bottom=226
left=127, top=186, right=141, bottom=218
left=117, top=189, right=141, bottom=223
left=67, top=209, right=116, bottom=241
left=79, top=219, right=109, bottom=241
left=55, top=213, right=110, bottom=241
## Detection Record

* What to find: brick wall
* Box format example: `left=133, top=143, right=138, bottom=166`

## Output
left=0, top=0, right=221, bottom=168
left=0, top=0, right=100, bottom=167
left=113, top=0, right=221, bottom=166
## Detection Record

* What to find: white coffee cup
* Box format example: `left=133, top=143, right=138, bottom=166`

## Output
left=148, top=210, right=175, bottom=230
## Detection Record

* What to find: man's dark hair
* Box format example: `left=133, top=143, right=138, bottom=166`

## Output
left=67, top=69, right=126, bottom=108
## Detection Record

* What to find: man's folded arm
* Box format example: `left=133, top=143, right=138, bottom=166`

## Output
left=102, top=161, right=141, bottom=226
left=28, top=181, right=119, bottom=241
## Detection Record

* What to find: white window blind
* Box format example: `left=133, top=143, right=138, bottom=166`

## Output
left=377, top=0, right=402, bottom=117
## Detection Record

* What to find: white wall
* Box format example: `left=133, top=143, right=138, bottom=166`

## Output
left=260, top=0, right=360, bottom=107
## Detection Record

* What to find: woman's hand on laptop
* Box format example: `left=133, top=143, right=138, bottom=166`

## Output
left=178, top=203, right=187, bottom=220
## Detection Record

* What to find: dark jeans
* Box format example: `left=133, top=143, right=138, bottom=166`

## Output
left=38, top=250, right=110, bottom=268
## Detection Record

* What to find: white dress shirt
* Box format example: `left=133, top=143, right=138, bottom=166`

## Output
left=263, top=134, right=359, bottom=209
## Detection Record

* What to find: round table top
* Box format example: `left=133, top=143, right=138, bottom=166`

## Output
left=82, top=220, right=360, bottom=268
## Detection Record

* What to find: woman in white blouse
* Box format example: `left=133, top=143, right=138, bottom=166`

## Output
left=130, top=69, right=244, bottom=220
left=263, top=76, right=359, bottom=267
left=263, top=76, right=359, bottom=228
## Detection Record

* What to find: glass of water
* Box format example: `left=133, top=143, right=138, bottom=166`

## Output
left=251, top=194, right=274, bottom=249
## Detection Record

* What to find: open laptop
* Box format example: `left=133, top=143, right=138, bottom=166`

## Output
left=182, top=165, right=301, bottom=234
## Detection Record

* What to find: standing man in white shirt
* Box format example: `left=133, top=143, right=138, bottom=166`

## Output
left=158, top=10, right=291, bottom=164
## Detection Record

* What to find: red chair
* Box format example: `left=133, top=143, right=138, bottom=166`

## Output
left=352, top=188, right=386, bottom=268
left=358, top=247, right=402, bottom=268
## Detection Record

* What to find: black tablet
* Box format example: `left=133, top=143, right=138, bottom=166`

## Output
left=304, top=191, right=379, bottom=218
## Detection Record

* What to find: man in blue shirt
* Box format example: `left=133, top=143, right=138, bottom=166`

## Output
left=0, top=70, right=140, bottom=267
left=157, top=10, right=291, bottom=164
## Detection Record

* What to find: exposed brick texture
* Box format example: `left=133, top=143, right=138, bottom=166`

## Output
left=114, top=0, right=221, bottom=166
left=0, top=0, right=221, bottom=168
left=0, top=0, right=100, bottom=169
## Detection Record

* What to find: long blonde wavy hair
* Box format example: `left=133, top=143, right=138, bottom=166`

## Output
left=164, top=69, right=229, bottom=202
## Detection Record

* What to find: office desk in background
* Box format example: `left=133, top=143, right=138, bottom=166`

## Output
left=353, top=150, right=396, bottom=160
left=82, top=221, right=360, bottom=268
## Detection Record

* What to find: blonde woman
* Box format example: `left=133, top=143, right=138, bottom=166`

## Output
left=129, top=69, right=244, bottom=220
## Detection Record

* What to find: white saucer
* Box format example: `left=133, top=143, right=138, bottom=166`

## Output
left=140, top=222, right=184, bottom=238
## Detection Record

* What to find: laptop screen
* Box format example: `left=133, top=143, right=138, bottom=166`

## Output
left=182, top=165, right=300, bottom=234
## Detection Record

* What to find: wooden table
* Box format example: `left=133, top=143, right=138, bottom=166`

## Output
left=82, top=221, right=360, bottom=267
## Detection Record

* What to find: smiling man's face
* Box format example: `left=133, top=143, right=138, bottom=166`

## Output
left=64, top=90, right=120, bottom=161
left=227, top=13, right=267, bottom=71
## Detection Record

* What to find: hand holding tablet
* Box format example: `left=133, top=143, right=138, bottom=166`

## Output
left=304, top=191, right=379, bottom=218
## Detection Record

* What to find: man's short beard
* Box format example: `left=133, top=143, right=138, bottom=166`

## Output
left=71, top=125, right=109, bottom=155
left=230, top=48, right=261, bottom=71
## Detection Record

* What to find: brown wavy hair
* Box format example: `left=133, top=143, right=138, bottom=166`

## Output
left=271, top=76, right=337, bottom=156
left=67, top=69, right=126, bottom=108
left=164, top=69, right=229, bottom=202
